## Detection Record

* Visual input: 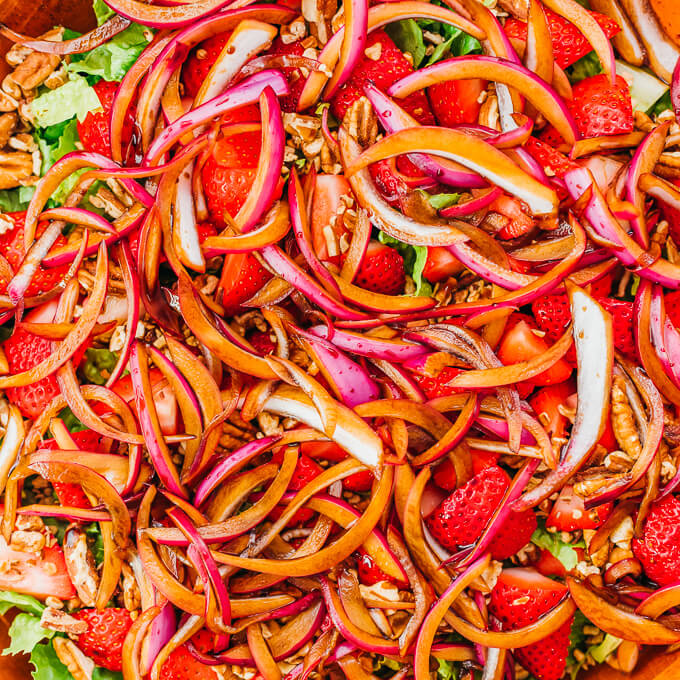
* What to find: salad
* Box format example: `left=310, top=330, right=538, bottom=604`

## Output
left=0, top=0, right=679, bottom=678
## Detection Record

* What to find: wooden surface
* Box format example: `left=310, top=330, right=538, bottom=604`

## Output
left=0, top=0, right=680, bottom=678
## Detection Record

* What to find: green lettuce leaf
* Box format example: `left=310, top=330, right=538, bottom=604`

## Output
left=30, top=642, right=72, bottom=680
left=648, top=90, right=673, bottom=117
left=426, top=192, right=460, bottom=211
left=93, top=668, right=124, bottom=680
left=93, top=0, right=115, bottom=25
left=30, top=75, right=102, bottom=127
left=85, top=522, right=105, bottom=565
left=69, top=23, right=151, bottom=82
left=436, top=658, right=458, bottom=680
left=566, top=51, right=602, bottom=84
left=530, top=520, right=584, bottom=571
left=386, top=20, right=426, bottom=68
left=4, top=613, right=54, bottom=656
left=0, top=186, right=36, bottom=212
left=0, top=591, right=45, bottom=616
left=589, top=633, right=622, bottom=663
left=57, top=406, right=90, bottom=433
left=82, top=348, right=118, bottom=385
left=378, top=231, right=433, bottom=297
left=417, top=4, right=481, bottom=63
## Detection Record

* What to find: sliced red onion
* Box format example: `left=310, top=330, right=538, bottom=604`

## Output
left=476, top=414, right=537, bottom=445
left=145, top=71, right=289, bottom=164
left=673, top=57, right=680, bottom=121
left=103, top=0, right=242, bottom=28
left=309, top=325, right=426, bottom=362
left=40, top=208, right=116, bottom=234
left=440, top=187, right=502, bottom=217
left=172, top=163, right=204, bottom=272
left=514, top=286, right=613, bottom=510
left=194, top=435, right=281, bottom=507
left=140, top=602, right=176, bottom=676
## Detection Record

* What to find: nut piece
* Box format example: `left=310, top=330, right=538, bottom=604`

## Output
left=121, top=562, right=141, bottom=612
left=10, top=530, right=45, bottom=553
left=611, top=375, right=642, bottom=459
left=63, top=528, right=100, bottom=607
left=0, top=113, right=18, bottom=149
left=40, top=607, right=89, bottom=635
left=301, top=0, right=337, bottom=45
left=0, top=151, right=33, bottom=190
left=343, top=96, right=378, bottom=148
left=53, top=638, right=95, bottom=680
left=9, top=51, right=61, bottom=95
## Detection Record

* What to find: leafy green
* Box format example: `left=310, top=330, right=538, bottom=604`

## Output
left=0, top=186, right=36, bottom=212
left=85, top=523, right=105, bottom=565
left=42, top=517, right=67, bottom=545
left=531, top=520, right=584, bottom=571
left=69, top=23, right=151, bottom=82
left=29, top=75, right=102, bottom=127
left=57, top=406, right=89, bottom=433
left=0, top=591, right=45, bottom=616
left=93, top=668, right=124, bottom=680
left=436, top=658, right=458, bottom=680
left=426, top=192, right=460, bottom=211
left=373, top=655, right=402, bottom=677
left=4, top=613, right=54, bottom=657
left=30, top=642, right=72, bottom=680
left=566, top=51, right=602, bottom=84
left=417, top=7, right=481, bottom=63
left=648, top=90, right=673, bottom=117
left=425, top=34, right=455, bottom=66
left=589, top=633, right=622, bottom=663
left=378, top=231, right=433, bottom=297
left=386, top=20, right=426, bottom=68
left=83, top=348, right=118, bottom=385
left=566, top=610, right=589, bottom=680
left=93, top=0, right=115, bottom=25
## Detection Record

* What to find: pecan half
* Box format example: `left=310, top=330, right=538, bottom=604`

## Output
left=53, top=638, right=95, bottom=680
left=40, top=607, right=88, bottom=635
left=0, top=151, right=33, bottom=190
left=63, top=528, right=100, bottom=607
left=0, top=113, right=18, bottom=149
left=611, top=375, right=642, bottom=459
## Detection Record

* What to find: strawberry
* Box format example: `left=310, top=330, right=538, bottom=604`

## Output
left=0, top=212, right=70, bottom=297
left=542, top=74, right=633, bottom=145
left=73, top=608, right=133, bottom=671
left=3, top=327, right=60, bottom=420
left=248, top=329, right=277, bottom=355
left=633, top=494, right=680, bottom=586
left=356, top=548, right=407, bottom=587
left=422, top=246, right=462, bottom=283
left=497, top=318, right=572, bottom=386
left=182, top=32, right=232, bottom=99
left=310, top=174, right=353, bottom=263
left=266, top=38, right=307, bottom=112
left=599, top=298, right=636, bottom=358
left=343, top=469, right=373, bottom=492
left=503, top=8, right=620, bottom=69
left=202, top=130, right=261, bottom=228
left=529, top=383, right=574, bottom=440
left=368, top=159, right=410, bottom=207
left=270, top=451, right=323, bottom=524
left=547, top=486, right=612, bottom=531
left=666, top=290, right=680, bottom=329
left=471, top=449, right=500, bottom=475
left=353, top=242, right=405, bottom=296
left=433, top=457, right=457, bottom=491
left=42, top=430, right=106, bottom=508
left=523, top=137, right=578, bottom=180
left=428, top=78, right=487, bottom=128
left=490, top=194, right=535, bottom=240
left=330, top=30, right=435, bottom=125
left=411, top=366, right=464, bottom=399
left=160, top=630, right=216, bottom=680
left=425, top=465, right=536, bottom=561
left=589, top=273, right=613, bottom=298
left=77, top=80, right=134, bottom=160
left=217, top=253, right=273, bottom=317
left=489, top=568, right=573, bottom=680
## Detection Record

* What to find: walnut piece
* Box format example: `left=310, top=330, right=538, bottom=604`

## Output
left=10, top=530, right=45, bottom=553
left=0, top=113, right=18, bottom=149
left=53, top=638, right=95, bottom=680
left=63, top=528, right=100, bottom=607
left=0, top=151, right=33, bottom=189
left=342, top=96, right=378, bottom=148
left=611, top=375, right=642, bottom=459
left=40, top=607, right=88, bottom=635
left=301, top=0, right=337, bottom=45
left=8, top=51, right=61, bottom=95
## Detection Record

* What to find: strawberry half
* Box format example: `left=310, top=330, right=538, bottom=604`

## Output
left=266, top=38, right=307, bottom=112
left=182, top=31, right=232, bottom=99
left=547, top=486, right=612, bottom=532
left=217, top=252, right=273, bottom=317
left=428, top=78, right=487, bottom=128
left=353, top=241, right=406, bottom=296
left=425, top=465, right=537, bottom=560
left=411, top=366, right=464, bottom=400
left=330, top=30, right=435, bottom=124
left=489, top=568, right=573, bottom=680
left=633, top=494, right=680, bottom=586
left=73, top=608, right=133, bottom=671
left=665, top=290, right=680, bottom=329
left=160, top=629, right=216, bottom=680
left=503, top=8, right=620, bottom=69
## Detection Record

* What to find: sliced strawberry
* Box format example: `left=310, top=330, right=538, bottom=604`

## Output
left=354, top=241, right=405, bottom=296
left=411, top=366, right=464, bottom=400
left=217, top=252, right=273, bottom=317
left=528, top=382, right=574, bottom=440
left=343, top=469, right=373, bottom=492
left=504, top=7, right=620, bottom=69
left=310, top=174, right=353, bottom=263
left=547, top=486, right=612, bottom=532
left=356, top=548, right=407, bottom=588
left=422, top=246, right=462, bottom=283
left=368, top=158, right=410, bottom=207
left=330, top=30, right=435, bottom=125
left=489, top=568, right=573, bottom=680
left=182, top=31, right=232, bottom=99
left=77, top=80, right=134, bottom=160
left=266, top=38, right=307, bottom=112
left=73, top=608, right=133, bottom=672
left=247, top=329, right=277, bottom=356
left=542, top=74, right=633, bottom=145
left=666, top=290, right=680, bottom=329
left=497, top=318, right=572, bottom=386
left=270, top=451, right=323, bottom=524
left=598, top=298, right=636, bottom=359
left=433, top=457, right=457, bottom=491
left=491, top=194, right=535, bottom=240
left=523, top=137, right=578, bottom=179
left=160, top=633, right=217, bottom=680
left=0, top=212, right=70, bottom=298
left=471, top=449, right=500, bottom=475
left=533, top=548, right=568, bottom=579
left=425, top=466, right=536, bottom=561
left=633, top=494, right=680, bottom=586
left=428, top=78, right=487, bottom=127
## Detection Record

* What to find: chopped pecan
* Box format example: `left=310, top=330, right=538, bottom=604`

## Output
left=63, top=527, right=100, bottom=607
left=496, top=0, right=528, bottom=19
left=301, top=0, right=337, bottom=45
left=53, top=638, right=95, bottom=680
left=9, top=51, right=61, bottom=95
left=10, top=530, right=45, bottom=553
left=121, top=562, right=141, bottom=611
left=342, top=96, right=378, bottom=148
left=15, top=513, right=44, bottom=532
left=40, top=607, right=88, bottom=635
left=611, top=375, right=642, bottom=459
left=280, top=17, right=307, bottom=44
left=0, top=90, right=19, bottom=113
left=0, top=151, right=33, bottom=189
left=0, top=113, right=18, bottom=149
left=89, top=186, right=126, bottom=218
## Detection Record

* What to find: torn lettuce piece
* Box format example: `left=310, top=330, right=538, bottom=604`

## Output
left=4, top=613, right=54, bottom=657
left=93, top=0, right=115, bottom=25
left=0, top=591, right=45, bottom=616
left=386, top=20, right=427, bottom=68
left=531, top=519, right=584, bottom=571
left=30, top=641, right=72, bottom=680
left=30, top=75, right=102, bottom=127
left=589, top=633, right=622, bottom=663
left=0, top=186, right=36, bottom=212
left=378, top=231, right=433, bottom=297
left=82, top=348, right=118, bottom=385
